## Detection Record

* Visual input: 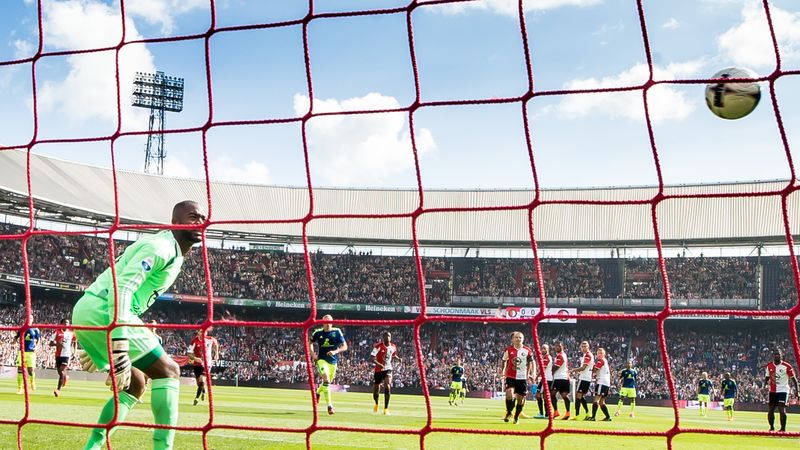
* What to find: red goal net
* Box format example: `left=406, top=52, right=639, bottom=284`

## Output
left=0, top=0, right=799, bottom=449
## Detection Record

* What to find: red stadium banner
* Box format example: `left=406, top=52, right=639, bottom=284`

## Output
left=171, top=355, right=190, bottom=366
left=626, top=271, right=656, bottom=281
left=426, top=270, right=451, bottom=279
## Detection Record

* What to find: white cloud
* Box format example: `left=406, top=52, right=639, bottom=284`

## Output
left=662, top=18, right=680, bottom=30
left=428, top=0, right=602, bottom=16
left=42, top=1, right=122, bottom=49
left=125, top=0, right=208, bottom=35
left=556, top=61, right=703, bottom=123
left=161, top=154, right=271, bottom=184
left=700, top=0, right=743, bottom=4
left=0, top=70, right=12, bottom=91
left=34, top=0, right=209, bottom=130
left=717, top=0, right=800, bottom=69
left=13, top=40, right=35, bottom=59
left=293, top=92, right=437, bottom=186
left=161, top=155, right=194, bottom=178
left=36, top=1, right=155, bottom=129
left=593, top=20, right=624, bottom=36
left=209, top=155, right=271, bottom=185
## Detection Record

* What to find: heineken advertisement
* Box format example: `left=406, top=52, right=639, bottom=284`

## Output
left=0, top=273, right=84, bottom=292
left=157, top=293, right=406, bottom=311
left=249, top=243, right=285, bottom=252
left=155, top=293, right=576, bottom=322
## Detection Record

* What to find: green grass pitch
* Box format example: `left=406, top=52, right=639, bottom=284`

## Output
left=0, top=379, right=796, bottom=449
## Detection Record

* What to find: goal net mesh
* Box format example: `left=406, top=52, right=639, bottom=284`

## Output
left=0, top=0, right=798, bottom=449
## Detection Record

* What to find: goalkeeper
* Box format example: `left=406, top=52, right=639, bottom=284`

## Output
left=72, top=201, right=204, bottom=450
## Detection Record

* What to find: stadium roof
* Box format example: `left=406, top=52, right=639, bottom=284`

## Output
left=0, top=150, right=797, bottom=248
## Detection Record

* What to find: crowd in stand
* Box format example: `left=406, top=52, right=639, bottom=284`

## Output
left=763, top=256, right=800, bottom=310
left=1, top=223, right=797, bottom=309
left=1, top=299, right=796, bottom=405
left=453, top=258, right=607, bottom=299
left=623, top=257, right=759, bottom=300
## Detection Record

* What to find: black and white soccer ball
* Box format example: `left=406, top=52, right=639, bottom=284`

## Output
left=704, top=67, right=761, bottom=120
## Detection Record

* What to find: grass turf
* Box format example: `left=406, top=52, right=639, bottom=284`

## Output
left=0, top=379, right=796, bottom=449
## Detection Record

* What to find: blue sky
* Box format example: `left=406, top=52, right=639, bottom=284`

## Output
left=1, top=0, right=799, bottom=191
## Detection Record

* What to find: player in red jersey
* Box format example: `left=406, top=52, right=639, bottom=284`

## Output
left=371, top=331, right=400, bottom=415
left=551, top=341, right=571, bottom=419
left=51, top=318, right=76, bottom=397
left=535, top=343, right=553, bottom=419
left=569, top=340, right=594, bottom=420
left=498, top=331, right=535, bottom=424
left=765, top=348, right=798, bottom=432
left=589, top=347, right=612, bottom=421
left=188, top=327, right=219, bottom=406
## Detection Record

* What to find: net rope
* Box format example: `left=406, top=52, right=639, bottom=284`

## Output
left=0, top=0, right=799, bottom=448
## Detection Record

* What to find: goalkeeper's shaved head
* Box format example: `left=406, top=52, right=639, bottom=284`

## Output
left=172, top=200, right=200, bottom=221
left=171, top=200, right=205, bottom=251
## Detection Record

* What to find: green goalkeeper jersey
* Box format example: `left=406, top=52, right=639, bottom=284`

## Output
left=84, top=230, right=184, bottom=337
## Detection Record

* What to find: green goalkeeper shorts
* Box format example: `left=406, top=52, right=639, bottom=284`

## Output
left=15, top=351, right=36, bottom=368
left=72, top=292, right=163, bottom=372
left=619, top=387, right=637, bottom=398
left=315, top=359, right=338, bottom=381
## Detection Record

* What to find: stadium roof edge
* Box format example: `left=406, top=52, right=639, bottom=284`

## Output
left=0, top=150, right=798, bottom=247
left=2, top=148, right=792, bottom=193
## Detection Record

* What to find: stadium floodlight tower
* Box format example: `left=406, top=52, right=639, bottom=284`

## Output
left=132, top=71, right=184, bottom=175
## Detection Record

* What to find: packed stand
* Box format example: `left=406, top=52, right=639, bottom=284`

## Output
left=761, top=256, right=800, bottom=310
left=452, top=258, right=606, bottom=299
left=0, top=222, right=782, bottom=308
left=623, top=256, right=758, bottom=300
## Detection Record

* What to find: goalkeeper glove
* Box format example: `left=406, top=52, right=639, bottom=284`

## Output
left=77, top=349, right=98, bottom=373
left=106, top=338, right=132, bottom=391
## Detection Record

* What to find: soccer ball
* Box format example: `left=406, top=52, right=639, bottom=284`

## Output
left=704, top=67, right=761, bottom=120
